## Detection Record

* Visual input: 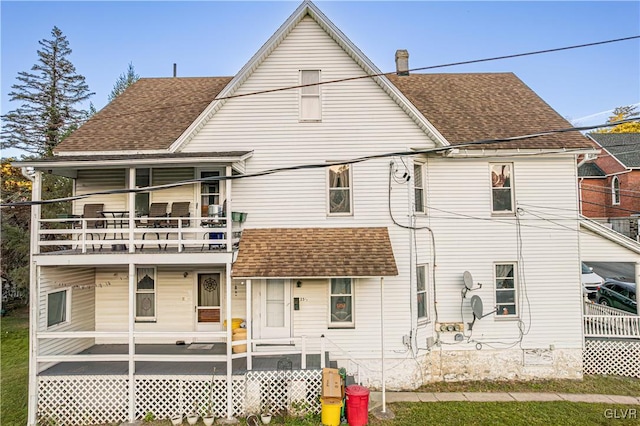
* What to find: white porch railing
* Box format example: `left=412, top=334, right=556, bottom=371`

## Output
left=583, top=302, right=640, bottom=339
left=35, top=216, right=243, bottom=254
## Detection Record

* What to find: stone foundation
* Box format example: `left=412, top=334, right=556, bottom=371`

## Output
left=336, top=347, right=582, bottom=390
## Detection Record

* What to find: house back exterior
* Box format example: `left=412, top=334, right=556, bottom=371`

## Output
left=18, top=2, right=623, bottom=425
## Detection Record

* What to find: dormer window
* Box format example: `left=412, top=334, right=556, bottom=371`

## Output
left=300, top=70, right=321, bottom=121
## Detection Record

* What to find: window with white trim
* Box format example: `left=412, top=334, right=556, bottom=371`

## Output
left=328, top=164, right=352, bottom=215
left=47, top=289, right=70, bottom=327
left=612, top=176, right=620, bottom=205
left=300, top=70, right=321, bottom=121
left=414, top=163, right=425, bottom=213
left=329, top=278, right=354, bottom=327
left=136, top=267, right=156, bottom=321
left=490, top=163, right=514, bottom=213
left=495, top=263, right=517, bottom=317
left=416, top=264, right=428, bottom=321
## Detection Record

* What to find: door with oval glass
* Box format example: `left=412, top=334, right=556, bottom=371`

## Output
left=196, top=273, right=222, bottom=335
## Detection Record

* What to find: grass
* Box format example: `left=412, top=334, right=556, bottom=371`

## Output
left=417, top=375, right=640, bottom=396
left=2, top=310, right=639, bottom=426
left=1, top=306, right=29, bottom=426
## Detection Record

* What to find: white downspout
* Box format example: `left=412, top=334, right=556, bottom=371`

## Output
left=226, top=267, right=233, bottom=419
left=380, top=276, right=386, bottom=413
left=128, top=263, right=136, bottom=422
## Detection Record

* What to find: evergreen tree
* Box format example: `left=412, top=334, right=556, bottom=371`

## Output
left=1, top=26, right=94, bottom=157
left=108, top=62, right=140, bottom=102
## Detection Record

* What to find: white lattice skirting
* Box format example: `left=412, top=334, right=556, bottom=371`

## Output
left=584, top=339, right=640, bottom=378
left=38, top=370, right=322, bottom=425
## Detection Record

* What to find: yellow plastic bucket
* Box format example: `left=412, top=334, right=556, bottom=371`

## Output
left=231, top=328, right=247, bottom=353
left=223, top=318, right=244, bottom=330
left=320, top=397, right=342, bottom=426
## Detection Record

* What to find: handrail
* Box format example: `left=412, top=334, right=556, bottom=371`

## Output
left=36, top=215, right=241, bottom=253
left=584, top=301, right=631, bottom=317
left=322, top=335, right=363, bottom=385
left=583, top=314, right=640, bottom=338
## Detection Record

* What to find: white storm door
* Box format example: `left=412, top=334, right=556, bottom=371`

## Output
left=196, top=273, right=222, bottom=333
left=260, top=279, right=291, bottom=340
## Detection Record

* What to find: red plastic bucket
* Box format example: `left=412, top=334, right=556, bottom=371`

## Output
left=345, top=385, right=370, bottom=426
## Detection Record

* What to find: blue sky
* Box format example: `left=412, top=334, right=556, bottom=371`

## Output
left=2, top=1, right=639, bottom=157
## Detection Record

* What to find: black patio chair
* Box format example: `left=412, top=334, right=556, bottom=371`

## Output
left=74, top=203, right=105, bottom=251
left=139, top=202, right=169, bottom=250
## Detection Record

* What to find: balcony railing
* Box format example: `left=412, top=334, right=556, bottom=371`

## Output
left=36, top=215, right=244, bottom=254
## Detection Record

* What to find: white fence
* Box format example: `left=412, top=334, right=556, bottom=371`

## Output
left=38, top=370, right=322, bottom=425
left=583, top=302, right=640, bottom=339
left=584, top=339, right=640, bottom=378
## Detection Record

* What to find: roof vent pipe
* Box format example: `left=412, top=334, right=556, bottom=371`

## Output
left=173, top=63, right=177, bottom=78
left=395, top=50, right=409, bottom=76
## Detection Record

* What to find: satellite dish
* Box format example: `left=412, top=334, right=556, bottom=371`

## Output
left=468, top=295, right=496, bottom=331
left=470, top=295, right=483, bottom=318
left=463, top=271, right=474, bottom=290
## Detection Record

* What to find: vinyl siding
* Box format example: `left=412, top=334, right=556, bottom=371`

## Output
left=151, top=168, right=195, bottom=212
left=95, top=268, right=230, bottom=344
left=75, top=169, right=127, bottom=213
left=38, top=267, right=95, bottom=372
left=579, top=229, right=640, bottom=262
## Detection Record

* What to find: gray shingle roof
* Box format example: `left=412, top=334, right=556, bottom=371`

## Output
left=589, top=133, right=640, bottom=168
left=578, top=162, right=606, bottom=177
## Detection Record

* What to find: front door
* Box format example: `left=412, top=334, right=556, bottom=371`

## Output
left=255, top=279, right=291, bottom=340
left=196, top=273, right=222, bottom=334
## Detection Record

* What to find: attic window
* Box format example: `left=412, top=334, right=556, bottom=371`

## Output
left=300, top=70, right=321, bottom=121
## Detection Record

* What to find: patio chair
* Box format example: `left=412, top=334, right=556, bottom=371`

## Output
left=139, top=202, right=169, bottom=250
left=163, top=202, right=191, bottom=250
left=74, top=203, right=105, bottom=251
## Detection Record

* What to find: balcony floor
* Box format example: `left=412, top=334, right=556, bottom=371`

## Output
left=39, top=344, right=325, bottom=376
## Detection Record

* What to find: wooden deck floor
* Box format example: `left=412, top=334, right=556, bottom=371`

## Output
left=39, top=344, right=325, bottom=376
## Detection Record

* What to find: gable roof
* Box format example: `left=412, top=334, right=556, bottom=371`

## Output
left=387, top=73, right=592, bottom=149
left=55, top=77, right=232, bottom=153
left=578, top=162, right=606, bottom=177
left=589, top=133, right=640, bottom=168
left=232, top=227, right=398, bottom=278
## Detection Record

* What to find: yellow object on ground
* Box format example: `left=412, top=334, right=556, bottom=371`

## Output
left=320, top=397, right=342, bottom=426
left=223, top=318, right=244, bottom=330
left=231, top=328, right=247, bottom=353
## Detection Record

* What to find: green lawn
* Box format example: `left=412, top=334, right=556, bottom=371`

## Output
left=2, top=310, right=639, bottom=426
left=1, top=306, right=29, bottom=426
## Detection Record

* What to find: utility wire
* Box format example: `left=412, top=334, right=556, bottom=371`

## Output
left=38, top=35, right=640, bottom=124
left=3, top=118, right=637, bottom=208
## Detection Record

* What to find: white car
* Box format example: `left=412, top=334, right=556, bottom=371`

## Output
left=582, top=262, right=605, bottom=298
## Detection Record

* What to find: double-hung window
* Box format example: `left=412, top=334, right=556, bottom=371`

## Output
left=328, top=164, right=352, bottom=215
left=490, top=163, right=514, bottom=213
left=416, top=264, right=428, bottom=321
left=495, top=263, right=517, bottom=317
left=136, top=267, right=156, bottom=321
left=300, top=70, right=321, bottom=121
left=47, top=289, right=70, bottom=327
left=612, top=176, right=620, bottom=205
left=330, top=278, right=354, bottom=327
left=414, top=163, right=425, bottom=213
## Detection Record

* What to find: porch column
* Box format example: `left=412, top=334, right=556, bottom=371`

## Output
left=128, top=168, right=136, bottom=253
left=225, top=166, right=232, bottom=252
left=246, top=279, right=252, bottom=370
left=226, top=265, right=233, bottom=419
left=27, top=170, right=42, bottom=426
left=128, top=263, right=136, bottom=422
left=636, top=262, right=640, bottom=315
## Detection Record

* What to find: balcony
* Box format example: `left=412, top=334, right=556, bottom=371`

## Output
left=35, top=214, right=245, bottom=255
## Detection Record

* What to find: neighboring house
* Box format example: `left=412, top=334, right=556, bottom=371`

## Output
left=14, top=2, right=640, bottom=425
left=579, top=133, right=640, bottom=238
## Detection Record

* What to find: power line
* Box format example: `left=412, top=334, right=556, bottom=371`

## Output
left=50, top=35, right=640, bottom=124
left=6, top=119, right=631, bottom=208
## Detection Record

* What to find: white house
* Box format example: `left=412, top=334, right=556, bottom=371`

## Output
left=16, top=1, right=640, bottom=425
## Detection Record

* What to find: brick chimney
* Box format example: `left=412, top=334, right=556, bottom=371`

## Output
left=395, top=50, right=409, bottom=76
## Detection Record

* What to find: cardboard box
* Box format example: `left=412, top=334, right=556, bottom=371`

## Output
left=322, top=368, right=343, bottom=398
